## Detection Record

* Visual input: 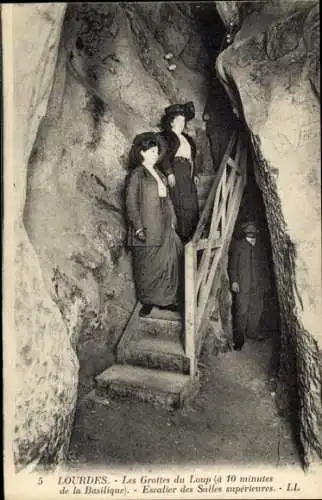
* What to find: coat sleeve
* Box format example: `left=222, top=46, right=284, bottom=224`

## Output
left=125, top=170, right=143, bottom=234
left=229, top=239, right=240, bottom=284
left=156, top=133, right=173, bottom=176
left=259, top=243, right=272, bottom=292
left=192, top=158, right=197, bottom=178
left=168, top=196, right=177, bottom=228
left=186, top=134, right=198, bottom=177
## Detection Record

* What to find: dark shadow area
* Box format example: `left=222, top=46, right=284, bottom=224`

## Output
left=192, top=3, right=281, bottom=376
left=191, top=3, right=226, bottom=71
left=229, top=149, right=281, bottom=376
left=191, top=4, right=242, bottom=171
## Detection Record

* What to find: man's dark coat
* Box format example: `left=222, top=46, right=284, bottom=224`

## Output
left=229, top=237, right=271, bottom=341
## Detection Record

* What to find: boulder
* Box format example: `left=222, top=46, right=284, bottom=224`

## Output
left=23, top=3, right=221, bottom=393
left=216, top=0, right=321, bottom=467
left=4, top=4, right=79, bottom=471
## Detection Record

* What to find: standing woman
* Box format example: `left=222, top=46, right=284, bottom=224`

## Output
left=125, top=132, right=183, bottom=317
left=158, top=101, right=199, bottom=244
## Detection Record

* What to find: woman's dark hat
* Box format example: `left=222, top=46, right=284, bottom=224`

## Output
left=164, top=101, right=195, bottom=121
left=133, top=131, right=158, bottom=150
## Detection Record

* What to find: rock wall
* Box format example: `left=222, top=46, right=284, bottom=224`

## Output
left=9, top=0, right=320, bottom=471
left=23, top=3, right=225, bottom=393
left=4, top=4, right=79, bottom=471
left=216, top=0, right=321, bottom=467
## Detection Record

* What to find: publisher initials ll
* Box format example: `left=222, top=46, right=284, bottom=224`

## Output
left=287, top=482, right=300, bottom=492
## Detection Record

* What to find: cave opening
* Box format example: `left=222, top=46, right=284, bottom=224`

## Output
left=230, top=143, right=282, bottom=373
left=190, top=2, right=227, bottom=72
left=193, top=5, right=242, bottom=173
left=192, top=3, right=282, bottom=370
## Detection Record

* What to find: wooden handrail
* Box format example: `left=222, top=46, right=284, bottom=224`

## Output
left=192, top=132, right=237, bottom=244
left=184, top=241, right=197, bottom=378
left=184, top=132, right=247, bottom=379
left=196, top=173, right=245, bottom=330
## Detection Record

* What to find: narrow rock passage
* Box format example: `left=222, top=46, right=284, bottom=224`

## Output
left=68, top=338, right=300, bottom=468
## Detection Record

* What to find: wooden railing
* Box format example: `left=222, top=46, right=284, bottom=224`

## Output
left=184, top=132, right=247, bottom=378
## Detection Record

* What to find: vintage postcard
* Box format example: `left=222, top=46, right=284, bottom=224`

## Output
left=3, top=2, right=321, bottom=499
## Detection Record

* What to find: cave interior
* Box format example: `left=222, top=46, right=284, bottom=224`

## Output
left=59, top=1, right=282, bottom=385
left=194, top=1, right=281, bottom=355
left=20, top=1, right=309, bottom=471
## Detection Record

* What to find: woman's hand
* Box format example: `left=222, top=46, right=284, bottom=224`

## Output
left=136, top=229, right=146, bottom=242
left=231, top=282, right=240, bottom=293
left=167, top=174, right=176, bottom=188
left=194, top=175, right=200, bottom=186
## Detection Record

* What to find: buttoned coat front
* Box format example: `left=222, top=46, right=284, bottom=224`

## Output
left=229, top=238, right=271, bottom=295
left=229, top=236, right=272, bottom=341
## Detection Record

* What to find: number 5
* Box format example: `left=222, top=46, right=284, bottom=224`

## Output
left=37, top=477, right=43, bottom=485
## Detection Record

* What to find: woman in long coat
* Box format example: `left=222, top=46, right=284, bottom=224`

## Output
left=158, top=101, right=199, bottom=244
left=125, top=132, right=183, bottom=317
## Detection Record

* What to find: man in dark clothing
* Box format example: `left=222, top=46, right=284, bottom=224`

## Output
left=229, top=220, right=271, bottom=350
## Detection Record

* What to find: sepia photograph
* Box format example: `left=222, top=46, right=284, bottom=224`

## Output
left=2, top=1, right=321, bottom=499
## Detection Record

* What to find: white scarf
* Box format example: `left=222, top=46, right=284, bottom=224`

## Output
left=175, top=133, right=191, bottom=160
left=246, top=237, right=256, bottom=246
left=143, top=164, right=167, bottom=198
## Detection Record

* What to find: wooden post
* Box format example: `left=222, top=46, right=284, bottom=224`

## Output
left=184, top=242, right=197, bottom=379
left=221, top=166, right=226, bottom=236
left=242, top=148, right=248, bottom=187
left=235, top=137, right=241, bottom=166
left=183, top=132, right=243, bottom=380
left=192, top=133, right=236, bottom=245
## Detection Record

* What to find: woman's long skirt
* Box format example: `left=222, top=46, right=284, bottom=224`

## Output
left=169, top=157, right=199, bottom=243
left=132, top=227, right=183, bottom=307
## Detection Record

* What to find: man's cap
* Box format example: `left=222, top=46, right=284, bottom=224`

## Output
left=241, top=219, right=259, bottom=232
left=164, top=101, right=195, bottom=121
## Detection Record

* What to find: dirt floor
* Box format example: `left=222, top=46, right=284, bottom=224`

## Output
left=67, top=336, right=300, bottom=469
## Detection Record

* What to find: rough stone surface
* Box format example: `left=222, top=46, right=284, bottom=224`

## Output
left=70, top=338, right=300, bottom=468
left=216, top=1, right=240, bottom=28
left=217, top=0, right=321, bottom=467
left=7, top=4, right=79, bottom=471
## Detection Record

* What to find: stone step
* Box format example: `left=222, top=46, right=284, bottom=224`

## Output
left=138, top=315, right=183, bottom=340
left=199, top=174, right=215, bottom=183
left=117, top=304, right=183, bottom=363
left=198, top=198, right=207, bottom=212
left=197, top=175, right=215, bottom=194
left=95, top=364, right=199, bottom=409
left=147, top=307, right=182, bottom=322
left=197, top=184, right=213, bottom=200
left=117, top=313, right=183, bottom=362
left=122, top=335, right=189, bottom=374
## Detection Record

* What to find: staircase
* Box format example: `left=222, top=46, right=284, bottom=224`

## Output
left=92, top=132, right=247, bottom=409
